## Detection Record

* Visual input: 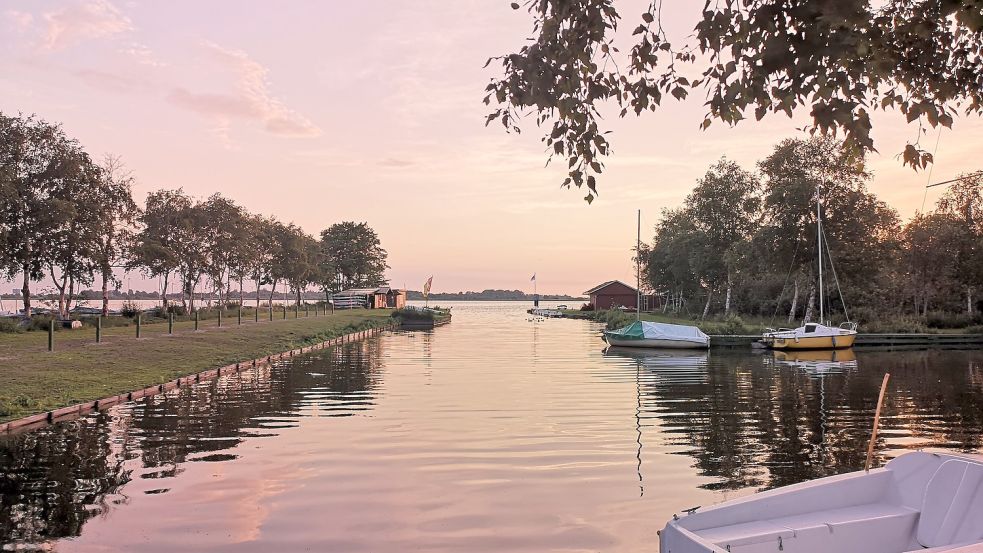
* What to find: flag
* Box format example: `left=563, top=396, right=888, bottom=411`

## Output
left=530, top=273, right=536, bottom=282
left=423, top=276, right=433, bottom=298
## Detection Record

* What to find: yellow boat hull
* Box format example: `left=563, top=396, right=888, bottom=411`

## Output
left=765, top=334, right=856, bottom=350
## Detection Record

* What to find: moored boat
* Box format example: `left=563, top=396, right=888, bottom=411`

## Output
left=660, top=450, right=983, bottom=553
left=603, top=320, right=709, bottom=349
left=763, top=321, right=858, bottom=350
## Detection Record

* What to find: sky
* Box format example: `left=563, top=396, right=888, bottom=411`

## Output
left=2, top=0, right=982, bottom=296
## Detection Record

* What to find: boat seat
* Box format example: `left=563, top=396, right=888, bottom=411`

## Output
left=701, top=503, right=918, bottom=552
left=918, top=459, right=983, bottom=548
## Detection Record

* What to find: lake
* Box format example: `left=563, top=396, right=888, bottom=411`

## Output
left=2, top=301, right=982, bottom=552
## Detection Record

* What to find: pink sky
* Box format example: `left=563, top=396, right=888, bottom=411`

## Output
left=2, top=0, right=981, bottom=296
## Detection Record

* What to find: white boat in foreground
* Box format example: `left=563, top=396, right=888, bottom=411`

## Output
left=603, top=321, right=709, bottom=349
left=660, top=450, right=983, bottom=553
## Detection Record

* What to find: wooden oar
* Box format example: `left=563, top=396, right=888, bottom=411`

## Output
left=865, top=373, right=891, bottom=472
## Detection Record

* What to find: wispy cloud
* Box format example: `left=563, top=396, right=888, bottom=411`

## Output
left=5, top=9, right=33, bottom=30
left=74, top=68, right=151, bottom=94
left=41, top=0, right=132, bottom=50
left=120, top=42, right=167, bottom=67
left=167, top=41, right=321, bottom=139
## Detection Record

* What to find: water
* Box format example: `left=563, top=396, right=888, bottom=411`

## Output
left=2, top=302, right=982, bottom=552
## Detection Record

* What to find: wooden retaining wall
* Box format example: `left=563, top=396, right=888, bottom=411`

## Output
left=0, top=322, right=398, bottom=436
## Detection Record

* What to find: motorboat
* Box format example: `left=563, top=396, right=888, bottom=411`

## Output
left=603, top=320, right=709, bottom=349
left=660, top=450, right=983, bottom=553
left=762, top=321, right=858, bottom=350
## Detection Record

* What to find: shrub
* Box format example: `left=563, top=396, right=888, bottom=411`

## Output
left=24, top=315, right=57, bottom=331
left=603, top=309, right=632, bottom=330
left=579, top=303, right=595, bottom=311
left=119, top=300, right=140, bottom=318
left=0, top=318, right=22, bottom=334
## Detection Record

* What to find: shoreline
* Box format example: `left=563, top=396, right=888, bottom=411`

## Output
left=0, top=321, right=397, bottom=435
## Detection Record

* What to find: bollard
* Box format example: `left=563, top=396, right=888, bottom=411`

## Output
left=218, top=309, right=222, bottom=327
left=136, top=313, right=141, bottom=338
left=96, top=316, right=102, bottom=343
left=48, top=319, right=54, bottom=351
left=195, top=310, right=199, bottom=331
left=238, top=306, right=242, bottom=325
left=168, top=312, right=173, bottom=334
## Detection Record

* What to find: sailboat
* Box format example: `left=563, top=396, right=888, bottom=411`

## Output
left=762, top=184, right=858, bottom=350
left=603, top=211, right=710, bottom=349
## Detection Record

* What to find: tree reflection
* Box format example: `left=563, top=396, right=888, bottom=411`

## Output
left=0, top=340, right=383, bottom=547
left=629, top=348, right=983, bottom=491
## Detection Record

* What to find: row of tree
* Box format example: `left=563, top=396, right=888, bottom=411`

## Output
left=643, top=137, right=983, bottom=324
left=0, top=113, right=390, bottom=318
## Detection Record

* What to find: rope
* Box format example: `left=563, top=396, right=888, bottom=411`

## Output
left=919, top=128, right=943, bottom=214
left=821, top=224, right=850, bottom=322
left=770, top=232, right=803, bottom=327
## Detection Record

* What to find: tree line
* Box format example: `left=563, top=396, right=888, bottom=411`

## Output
left=0, top=113, right=389, bottom=318
left=643, top=136, right=983, bottom=327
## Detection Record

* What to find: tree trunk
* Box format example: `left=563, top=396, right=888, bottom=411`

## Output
left=787, top=279, right=799, bottom=324
left=22, top=265, right=32, bottom=317
left=101, top=266, right=111, bottom=317
left=724, top=272, right=732, bottom=316
left=239, top=277, right=245, bottom=306
left=161, top=272, right=170, bottom=310
left=803, top=284, right=816, bottom=324
left=296, top=288, right=302, bottom=307
left=268, top=280, right=278, bottom=308
left=255, top=278, right=261, bottom=308
left=67, top=275, right=75, bottom=314
left=701, top=288, right=713, bottom=321
left=968, top=286, right=974, bottom=315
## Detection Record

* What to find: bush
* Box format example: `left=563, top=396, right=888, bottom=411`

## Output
left=119, top=300, right=140, bottom=318
left=603, top=309, right=632, bottom=330
left=924, top=311, right=983, bottom=329
left=0, top=318, right=22, bottom=334
left=24, top=315, right=57, bottom=332
left=579, top=303, right=595, bottom=311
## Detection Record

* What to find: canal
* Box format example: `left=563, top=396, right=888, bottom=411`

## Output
left=2, top=302, right=982, bottom=552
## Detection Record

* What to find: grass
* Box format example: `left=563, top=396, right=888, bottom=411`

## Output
left=0, top=308, right=393, bottom=423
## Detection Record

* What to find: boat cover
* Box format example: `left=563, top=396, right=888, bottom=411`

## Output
left=610, top=321, right=709, bottom=344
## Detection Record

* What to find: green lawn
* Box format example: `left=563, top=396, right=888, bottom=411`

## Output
left=0, top=309, right=394, bottom=422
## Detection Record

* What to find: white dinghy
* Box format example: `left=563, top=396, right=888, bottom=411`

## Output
left=660, top=450, right=983, bottom=553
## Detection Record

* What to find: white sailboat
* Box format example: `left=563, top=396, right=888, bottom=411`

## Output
left=660, top=450, right=983, bottom=553
left=602, top=210, right=709, bottom=349
left=762, top=182, right=858, bottom=350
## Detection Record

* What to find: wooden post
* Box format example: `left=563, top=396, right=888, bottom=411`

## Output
left=218, top=308, right=222, bottom=327
left=195, top=310, right=199, bottom=331
left=305, top=303, right=309, bottom=317
left=255, top=306, right=259, bottom=322
left=136, top=313, right=141, bottom=338
left=48, top=319, right=54, bottom=351
left=168, top=312, right=173, bottom=334
left=282, top=305, right=287, bottom=320
left=295, top=304, right=299, bottom=318
left=238, top=306, right=242, bottom=325
left=865, top=373, right=891, bottom=472
left=96, top=316, right=102, bottom=343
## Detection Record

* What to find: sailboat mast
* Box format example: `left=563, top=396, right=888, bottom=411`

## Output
left=636, top=209, right=641, bottom=321
left=817, top=183, right=824, bottom=325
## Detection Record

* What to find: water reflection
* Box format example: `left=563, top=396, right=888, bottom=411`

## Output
left=0, top=340, right=383, bottom=548
left=0, top=305, right=982, bottom=552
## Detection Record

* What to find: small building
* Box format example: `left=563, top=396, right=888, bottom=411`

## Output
left=333, top=287, right=406, bottom=309
left=584, top=280, right=639, bottom=310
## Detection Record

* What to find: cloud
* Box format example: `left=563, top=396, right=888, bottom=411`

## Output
left=120, top=42, right=167, bottom=67
left=379, top=158, right=414, bottom=167
left=74, top=68, right=151, bottom=94
left=5, top=9, right=33, bottom=30
left=167, top=41, right=321, bottom=139
left=41, top=0, right=133, bottom=50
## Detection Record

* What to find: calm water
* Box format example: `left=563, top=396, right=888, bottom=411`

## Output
left=2, top=302, right=982, bottom=552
